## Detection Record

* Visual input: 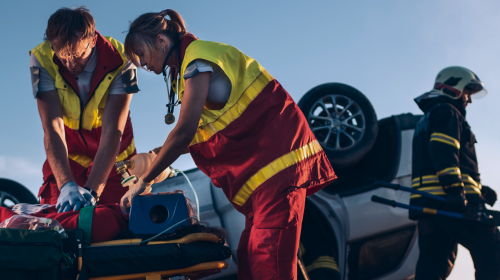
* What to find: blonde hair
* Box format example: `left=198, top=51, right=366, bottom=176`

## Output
left=125, top=9, right=188, bottom=67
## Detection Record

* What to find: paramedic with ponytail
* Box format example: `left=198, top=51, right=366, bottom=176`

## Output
left=122, top=9, right=337, bottom=279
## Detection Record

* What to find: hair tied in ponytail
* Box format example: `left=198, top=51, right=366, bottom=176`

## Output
left=125, top=9, right=189, bottom=67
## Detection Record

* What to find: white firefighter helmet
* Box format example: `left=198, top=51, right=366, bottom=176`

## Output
left=431, top=66, right=487, bottom=100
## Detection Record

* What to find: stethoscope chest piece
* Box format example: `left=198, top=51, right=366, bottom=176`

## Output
left=164, top=113, right=176, bottom=125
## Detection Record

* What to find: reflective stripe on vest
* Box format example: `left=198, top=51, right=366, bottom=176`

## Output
left=232, top=140, right=323, bottom=206
left=69, top=139, right=136, bottom=168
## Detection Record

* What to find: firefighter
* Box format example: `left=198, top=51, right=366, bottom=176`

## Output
left=120, top=9, right=337, bottom=280
left=411, top=66, right=500, bottom=279
left=30, top=7, right=139, bottom=212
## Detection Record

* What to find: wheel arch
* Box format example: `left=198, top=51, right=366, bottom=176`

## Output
left=0, top=178, right=38, bottom=205
left=303, top=197, right=340, bottom=263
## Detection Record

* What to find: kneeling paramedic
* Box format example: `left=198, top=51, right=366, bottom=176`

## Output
left=30, top=7, right=139, bottom=212
left=120, top=9, right=337, bottom=280
left=411, top=66, right=500, bottom=280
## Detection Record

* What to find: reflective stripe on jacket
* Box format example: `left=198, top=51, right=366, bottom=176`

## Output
left=175, top=36, right=337, bottom=212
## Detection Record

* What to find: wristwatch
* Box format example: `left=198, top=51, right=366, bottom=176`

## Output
left=83, top=187, right=99, bottom=203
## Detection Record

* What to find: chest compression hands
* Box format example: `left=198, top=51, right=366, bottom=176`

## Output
left=56, top=181, right=96, bottom=213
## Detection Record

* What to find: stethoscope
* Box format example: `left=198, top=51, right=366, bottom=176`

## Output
left=162, top=40, right=182, bottom=125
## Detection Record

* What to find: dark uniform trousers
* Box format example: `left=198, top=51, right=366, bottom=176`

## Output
left=416, top=214, right=500, bottom=280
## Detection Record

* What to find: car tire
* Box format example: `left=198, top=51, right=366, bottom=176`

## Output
left=298, top=83, right=378, bottom=167
left=0, top=178, right=38, bottom=207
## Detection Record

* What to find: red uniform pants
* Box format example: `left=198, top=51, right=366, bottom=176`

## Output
left=237, top=187, right=306, bottom=280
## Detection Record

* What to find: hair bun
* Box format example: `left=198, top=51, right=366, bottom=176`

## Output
left=159, top=9, right=168, bottom=17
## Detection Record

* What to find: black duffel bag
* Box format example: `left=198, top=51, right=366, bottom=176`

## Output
left=0, top=228, right=72, bottom=280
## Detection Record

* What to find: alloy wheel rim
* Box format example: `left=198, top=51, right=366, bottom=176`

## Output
left=0, top=191, right=20, bottom=207
left=308, top=94, right=366, bottom=151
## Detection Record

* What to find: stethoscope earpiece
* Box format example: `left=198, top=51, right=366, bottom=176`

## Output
left=164, top=113, right=175, bottom=125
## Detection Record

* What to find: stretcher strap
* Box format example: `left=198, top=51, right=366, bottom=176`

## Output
left=79, top=205, right=96, bottom=247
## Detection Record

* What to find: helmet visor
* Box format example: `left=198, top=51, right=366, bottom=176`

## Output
left=466, top=82, right=487, bottom=99
left=471, top=88, right=488, bottom=99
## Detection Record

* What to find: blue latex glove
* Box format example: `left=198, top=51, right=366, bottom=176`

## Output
left=56, top=181, right=96, bottom=213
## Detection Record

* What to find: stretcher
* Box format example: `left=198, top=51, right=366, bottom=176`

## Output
left=61, top=226, right=231, bottom=280
left=62, top=195, right=232, bottom=280
left=371, top=180, right=500, bottom=226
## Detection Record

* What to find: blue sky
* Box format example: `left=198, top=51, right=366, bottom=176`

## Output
left=2, top=1, right=500, bottom=277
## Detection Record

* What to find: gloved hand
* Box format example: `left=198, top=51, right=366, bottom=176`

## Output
left=56, top=181, right=96, bottom=213
left=446, top=191, right=468, bottom=213
left=481, top=186, right=497, bottom=207
left=120, top=177, right=153, bottom=214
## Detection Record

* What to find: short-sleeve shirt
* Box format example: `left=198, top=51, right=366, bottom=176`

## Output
left=30, top=48, right=137, bottom=103
left=183, top=59, right=232, bottom=105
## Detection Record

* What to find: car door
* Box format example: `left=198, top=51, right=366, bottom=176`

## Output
left=338, top=128, right=418, bottom=280
left=311, top=114, right=421, bottom=279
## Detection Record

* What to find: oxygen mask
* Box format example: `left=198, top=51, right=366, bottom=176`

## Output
left=115, top=153, right=176, bottom=188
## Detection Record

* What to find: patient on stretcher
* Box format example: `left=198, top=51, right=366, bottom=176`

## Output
left=0, top=191, right=225, bottom=244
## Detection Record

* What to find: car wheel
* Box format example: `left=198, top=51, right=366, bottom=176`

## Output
left=0, top=179, right=38, bottom=207
left=298, top=83, right=378, bottom=167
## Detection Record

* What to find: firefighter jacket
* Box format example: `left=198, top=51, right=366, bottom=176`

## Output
left=174, top=34, right=337, bottom=213
left=410, top=92, right=481, bottom=219
left=30, top=32, right=137, bottom=197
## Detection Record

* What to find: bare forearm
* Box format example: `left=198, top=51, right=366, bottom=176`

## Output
left=44, top=131, right=73, bottom=189
left=37, top=90, right=74, bottom=190
left=86, top=93, right=132, bottom=195
left=85, top=130, right=122, bottom=195
left=142, top=128, right=192, bottom=183
left=152, top=146, right=189, bottom=155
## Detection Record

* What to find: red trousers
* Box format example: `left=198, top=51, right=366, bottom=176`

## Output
left=39, top=160, right=127, bottom=205
left=237, top=187, right=306, bottom=280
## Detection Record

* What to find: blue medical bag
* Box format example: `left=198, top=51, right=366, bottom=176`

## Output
left=129, top=193, right=191, bottom=235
